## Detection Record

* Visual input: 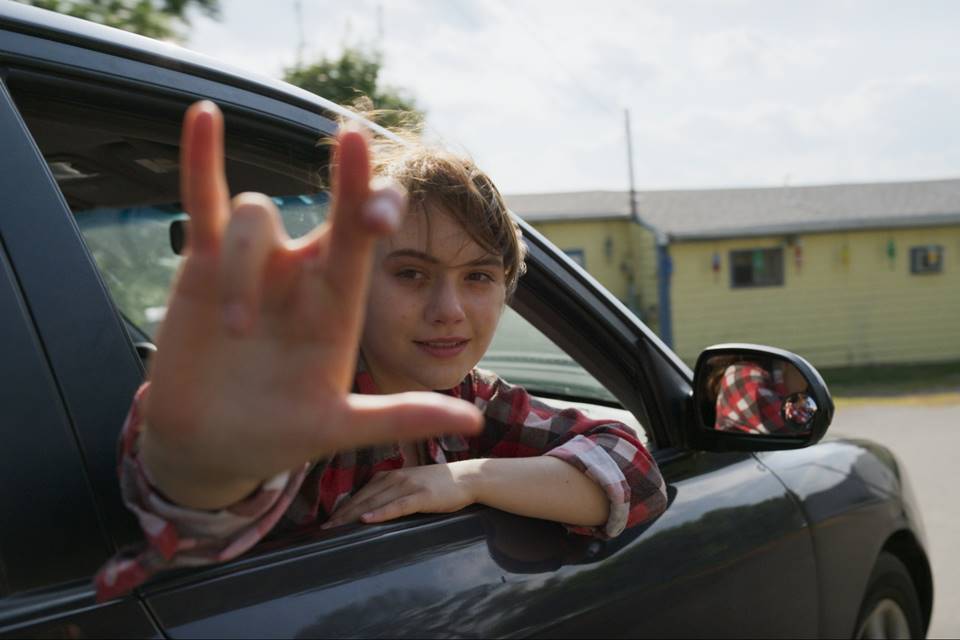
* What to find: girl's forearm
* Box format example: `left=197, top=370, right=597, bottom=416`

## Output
left=459, top=456, right=609, bottom=527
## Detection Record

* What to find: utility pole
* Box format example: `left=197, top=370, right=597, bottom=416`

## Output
left=294, top=0, right=305, bottom=68
left=624, top=108, right=639, bottom=223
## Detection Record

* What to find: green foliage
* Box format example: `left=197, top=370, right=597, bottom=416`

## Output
left=20, top=0, right=219, bottom=41
left=283, top=47, right=424, bottom=130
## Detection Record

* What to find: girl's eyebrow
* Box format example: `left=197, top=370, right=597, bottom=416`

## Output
left=385, top=249, right=503, bottom=268
left=385, top=249, right=439, bottom=264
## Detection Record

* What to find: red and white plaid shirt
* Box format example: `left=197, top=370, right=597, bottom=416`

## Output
left=714, top=362, right=789, bottom=434
left=95, top=368, right=667, bottom=601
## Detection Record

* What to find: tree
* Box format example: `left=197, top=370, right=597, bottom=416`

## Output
left=20, top=0, right=219, bottom=41
left=284, top=47, right=423, bottom=130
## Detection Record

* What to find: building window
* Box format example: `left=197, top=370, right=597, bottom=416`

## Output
left=910, top=245, right=943, bottom=274
left=564, top=249, right=585, bottom=267
left=730, top=248, right=784, bottom=288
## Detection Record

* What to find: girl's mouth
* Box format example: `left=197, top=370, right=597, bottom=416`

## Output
left=413, top=338, right=470, bottom=359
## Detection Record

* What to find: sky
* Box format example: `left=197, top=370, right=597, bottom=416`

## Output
left=183, top=0, right=960, bottom=195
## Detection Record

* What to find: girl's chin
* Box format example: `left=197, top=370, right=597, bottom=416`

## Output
left=411, top=363, right=476, bottom=391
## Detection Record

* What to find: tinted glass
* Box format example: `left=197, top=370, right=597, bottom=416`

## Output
left=7, top=76, right=330, bottom=339
left=481, top=307, right=615, bottom=403
left=77, top=196, right=329, bottom=337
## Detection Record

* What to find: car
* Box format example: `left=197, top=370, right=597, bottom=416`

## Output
left=0, top=4, right=933, bottom=638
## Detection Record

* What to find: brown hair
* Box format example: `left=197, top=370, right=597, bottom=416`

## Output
left=330, top=103, right=527, bottom=297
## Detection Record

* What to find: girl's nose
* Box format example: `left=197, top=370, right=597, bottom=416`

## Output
left=426, top=278, right=466, bottom=325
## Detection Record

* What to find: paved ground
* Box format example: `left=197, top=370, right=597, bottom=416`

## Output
left=830, top=395, right=960, bottom=639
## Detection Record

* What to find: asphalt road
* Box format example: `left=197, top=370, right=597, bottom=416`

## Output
left=830, top=397, right=960, bottom=639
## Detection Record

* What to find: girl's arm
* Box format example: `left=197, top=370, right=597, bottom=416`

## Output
left=323, top=455, right=608, bottom=529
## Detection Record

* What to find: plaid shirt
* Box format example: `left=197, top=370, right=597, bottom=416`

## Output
left=714, top=362, right=789, bottom=434
left=95, top=368, right=667, bottom=601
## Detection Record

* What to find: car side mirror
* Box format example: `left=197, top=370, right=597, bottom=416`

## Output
left=687, top=344, right=834, bottom=452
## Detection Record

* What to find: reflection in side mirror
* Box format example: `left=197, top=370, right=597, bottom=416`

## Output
left=783, top=392, right=818, bottom=427
left=691, top=344, right=834, bottom=451
left=706, top=355, right=817, bottom=437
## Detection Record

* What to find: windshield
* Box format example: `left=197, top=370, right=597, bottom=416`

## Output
left=76, top=194, right=330, bottom=336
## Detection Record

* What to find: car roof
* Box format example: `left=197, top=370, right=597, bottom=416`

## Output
left=0, top=2, right=394, bottom=137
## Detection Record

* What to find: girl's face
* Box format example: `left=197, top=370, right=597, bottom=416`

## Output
left=360, top=207, right=507, bottom=393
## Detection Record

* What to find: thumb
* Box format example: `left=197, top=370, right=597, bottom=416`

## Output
left=332, top=393, right=483, bottom=451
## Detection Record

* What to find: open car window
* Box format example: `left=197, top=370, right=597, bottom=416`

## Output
left=480, top=307, right=649, bottom=445
left=8, top=70, right=652, bottom=450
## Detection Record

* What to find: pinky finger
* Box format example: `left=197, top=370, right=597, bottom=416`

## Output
left=361, top=495, right=420, bottom=524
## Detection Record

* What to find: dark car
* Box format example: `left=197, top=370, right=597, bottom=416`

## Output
left=0, top=4, right=933, bottom=638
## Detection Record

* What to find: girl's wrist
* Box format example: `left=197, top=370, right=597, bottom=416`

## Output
left=450, top=458, right=488, bottom=505
left=139, top=428, right=261, bottom=510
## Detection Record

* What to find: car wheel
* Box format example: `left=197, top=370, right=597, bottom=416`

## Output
left=855, top=552, right=923, bottom=639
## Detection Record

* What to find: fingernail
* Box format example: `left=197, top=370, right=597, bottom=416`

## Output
left=223, top=302, right=248, bottom=334
left=361, top=512, right=374, bottom=521
left=363, top=192, right=401, bottom=230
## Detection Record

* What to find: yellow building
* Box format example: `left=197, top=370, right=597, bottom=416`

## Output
left=506, top=178, right=960, bottom=369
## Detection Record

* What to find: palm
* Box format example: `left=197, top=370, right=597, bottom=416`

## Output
left=140, top=102, right=480, bottom=507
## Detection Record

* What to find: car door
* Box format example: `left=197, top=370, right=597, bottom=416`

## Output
left=140, top=262, right=820, bottom=638
left=0, top=76, right=159, bottom=639
left=2, top=22, right=819, bottom=637
left=500, top=233, right=821, bottom=638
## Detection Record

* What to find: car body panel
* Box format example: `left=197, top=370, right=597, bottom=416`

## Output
left=758, top=437, right=932, bottom=637
left=141, top=452, right=815, bottom=639
left=0, top=585, right=160, bottom=638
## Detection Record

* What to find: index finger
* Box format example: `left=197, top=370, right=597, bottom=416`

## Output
left=180, top=101, right=230, bottom=255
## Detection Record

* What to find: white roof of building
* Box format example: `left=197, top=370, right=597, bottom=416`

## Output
left=505, top=177, right=960, bottom=240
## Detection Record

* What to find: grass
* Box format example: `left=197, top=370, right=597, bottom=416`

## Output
left=819, top=361, right=960, bottom=399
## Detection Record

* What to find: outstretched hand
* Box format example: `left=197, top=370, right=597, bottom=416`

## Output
left=140, top=102, right=482, bottom=509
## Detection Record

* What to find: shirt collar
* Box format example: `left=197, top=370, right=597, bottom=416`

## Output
left=354, top=357, right=471, bottom=456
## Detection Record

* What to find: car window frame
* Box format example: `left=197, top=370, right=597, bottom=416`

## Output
left=2, top=31, right=693, bottom=573
left=0, top=74, right=164, bottom=638
left=0, top=26, right=343, bottom=553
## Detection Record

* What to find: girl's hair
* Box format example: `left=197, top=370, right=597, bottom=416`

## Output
left=330, top=102, right=527, bottom=296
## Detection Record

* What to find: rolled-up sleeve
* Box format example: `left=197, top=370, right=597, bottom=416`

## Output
left=471, top=370, right=668, bottom=538
left=546, top=430, right=667, bottom=538
left=94, top=383, right=310, bottom=601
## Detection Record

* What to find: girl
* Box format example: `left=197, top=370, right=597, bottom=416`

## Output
left=95, top=102, right=667, bottom=600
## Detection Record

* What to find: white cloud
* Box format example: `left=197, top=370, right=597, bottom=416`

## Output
left=184, top=0, right=960, bottom=193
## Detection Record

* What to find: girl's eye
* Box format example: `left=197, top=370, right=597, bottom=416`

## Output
left=467, top=271, right=495, bottom=283
left=396, top=269, right=425, bottom=281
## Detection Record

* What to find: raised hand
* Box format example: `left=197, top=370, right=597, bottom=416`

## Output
left=139, top=101, right=482, bottom=509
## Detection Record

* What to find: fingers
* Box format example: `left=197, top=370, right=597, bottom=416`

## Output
left=323, top=477, right=414, bottom=528
left=313, top=130, right=405, bottom=302
left=332, top=469, right=392, bottom=510
left=322, top=393, right=482, bottom=455
left=219, top=193, right=288, bottom=335
left=181, top=101, right=230, bottom=255
left=360, top=495, right=420, bottom=524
